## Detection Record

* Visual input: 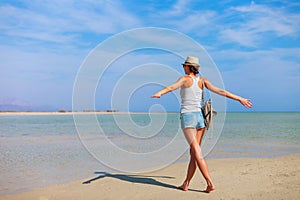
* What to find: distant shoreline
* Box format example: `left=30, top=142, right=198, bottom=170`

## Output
left=0, top=111, right=299, bottom=116
left=0, top=111, right=180, bottom=116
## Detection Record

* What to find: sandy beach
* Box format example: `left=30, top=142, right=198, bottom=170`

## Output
left=0, top=111, right=173, bottom=116
left=1, top=154, right=299, bottom=200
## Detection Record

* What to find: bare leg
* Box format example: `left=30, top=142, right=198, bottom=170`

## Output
left=178, top=150, right=196, bottom=191
left=179, top=128, right=215, bottom=192
left=178, top=128, right=204, bottom=191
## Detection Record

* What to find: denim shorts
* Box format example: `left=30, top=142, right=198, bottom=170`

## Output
left=180, top=111, right=205, bottom=129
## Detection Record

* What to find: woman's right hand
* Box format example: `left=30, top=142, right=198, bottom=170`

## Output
left=151, top=76, right=186, bottom=99
left=151, top=92, right=162, bottom=98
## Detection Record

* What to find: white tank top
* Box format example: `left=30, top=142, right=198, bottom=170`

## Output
left=180, top=76, right=202, bottom=113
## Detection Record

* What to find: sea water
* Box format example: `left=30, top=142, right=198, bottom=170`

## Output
left=0, top=112, right=299, bottom=195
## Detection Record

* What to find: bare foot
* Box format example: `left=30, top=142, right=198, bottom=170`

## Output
left=177, top=181, right=189, bottom=191
left=204, top=185, right=215, bottom=193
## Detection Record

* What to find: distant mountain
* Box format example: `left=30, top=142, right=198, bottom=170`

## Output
left=0, top=98, right=57, bottom=112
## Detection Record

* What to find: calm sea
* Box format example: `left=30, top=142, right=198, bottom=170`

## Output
left=0, top=112, right=299, bottom=195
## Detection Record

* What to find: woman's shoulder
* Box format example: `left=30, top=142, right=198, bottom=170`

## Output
left=198, top=77, right=209, bottom=89
left=179, top=75, right=191, bottom=80
left=199, top=77, right=209, bottom=82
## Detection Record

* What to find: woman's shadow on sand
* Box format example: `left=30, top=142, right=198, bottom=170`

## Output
left=82, top=172, right=176, bottom=189
left=82, top=172, right=203, bottom=192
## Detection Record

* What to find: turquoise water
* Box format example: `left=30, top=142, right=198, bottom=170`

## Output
left=0, top=112, right=299, bottom=195
left=212, top=112, right=300, bottom=158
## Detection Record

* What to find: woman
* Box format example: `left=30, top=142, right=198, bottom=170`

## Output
left=151, top=56, right=252, bottom=193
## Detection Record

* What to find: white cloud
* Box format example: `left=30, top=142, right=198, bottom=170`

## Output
left=164, top=0, right=191, bottom=16
left=233, top=2, right=297, bottom=35
left=169, top=11, right=217, bottom=33
left=219, top=29, right=258, bottom=47
left=219, top=1, right=300, bottom=46
left=0, top=0, right=141, bottom=46
left=153, top=0, right=217, bottom=34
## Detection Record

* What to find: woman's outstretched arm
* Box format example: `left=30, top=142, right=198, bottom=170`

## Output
left=151, top=76, right=186, bottom=98
left=203, top=78, right=252, bottom=108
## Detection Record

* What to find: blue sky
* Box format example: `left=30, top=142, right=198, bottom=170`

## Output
left=1, top=0, right=300, bottom=112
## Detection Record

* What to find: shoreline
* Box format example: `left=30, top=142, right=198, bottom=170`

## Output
left=2, top=153, right=299, bottom=200
left=0, top=111, right=180, bottom=116
left=0, top=111, right=299, bottom=116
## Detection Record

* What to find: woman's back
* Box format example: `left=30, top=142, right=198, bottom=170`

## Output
left=180, top=75, right=202, bottom=113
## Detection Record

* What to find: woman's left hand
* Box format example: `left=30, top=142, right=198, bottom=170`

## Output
left=239, top=98, right=252, bottom=108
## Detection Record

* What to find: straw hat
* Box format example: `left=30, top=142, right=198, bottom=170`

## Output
left=182, top=56, right=200, bottom=68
